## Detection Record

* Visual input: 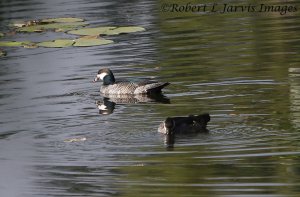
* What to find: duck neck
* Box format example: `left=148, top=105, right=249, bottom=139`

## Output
left=103, top=75, right=115, bottom=85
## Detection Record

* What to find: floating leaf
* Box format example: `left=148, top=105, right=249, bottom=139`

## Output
left=289, top=68, right=300, bottom=73
left=0, top=49, right=7, bottom=57
left=0, top=41, right=31, bottom=47
left=64, top=137, right=86, bottom=143
left=55, top=28, right=66, bottom=32
left=12, top=21, right=27, bottom=28
left=12, top=20, right=42, bottom=28
left=42, top=17, right=84, bottom=23
left=23, top=43, right=38, bottom=49
left=79, top=35, right=100, bottom=39
left=73, top=36, right=113, bottom=47
left=68, top=27, right=116, bottom=36
left=37, top=39, right=75, bottom=48
left=68, top=26, right=145, bottom=36
left=104, top=26, right=146, bottom=35
left=17, top=22, right=88, bottom=32
left=12, top=18, right=83, bottom=28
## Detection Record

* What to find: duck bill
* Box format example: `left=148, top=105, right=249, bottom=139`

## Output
left=93, top=76, right=100, bottom=82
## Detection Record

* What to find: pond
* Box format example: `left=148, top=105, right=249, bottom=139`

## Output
left=0, top=0, right=300, bottom=196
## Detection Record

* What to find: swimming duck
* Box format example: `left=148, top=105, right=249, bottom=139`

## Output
left=158, top=113, right=210, bottom=135
left=94, top=68, right=170, bottom=95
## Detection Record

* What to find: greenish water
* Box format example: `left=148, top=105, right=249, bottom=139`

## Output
left=0, top=0, right=300, bottom=196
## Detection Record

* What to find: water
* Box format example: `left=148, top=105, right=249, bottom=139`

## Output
left=0, top=0, right=300, bottom=196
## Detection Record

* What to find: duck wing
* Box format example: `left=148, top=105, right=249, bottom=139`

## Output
left=101, top=82, right=139, bottom=94
left=134, top=82, right=170, bottom=94
left=190, top=113, right=210, bottom=130
left=193, top=113, right=210, bottom=124
left=101, top=80, right=169, bottom=95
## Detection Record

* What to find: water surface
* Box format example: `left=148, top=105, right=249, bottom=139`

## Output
left=0, top=0, right=300, bottom=196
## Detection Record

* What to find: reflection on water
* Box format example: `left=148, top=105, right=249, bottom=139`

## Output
left=289, top=68, right=300, bottom=130
left=96, top=94, right=170, bottom=115
left=0, top=0, right=300, bottom=196
left=97, top=98, right=116, bottom=115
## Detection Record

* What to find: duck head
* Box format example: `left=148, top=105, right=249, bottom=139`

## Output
left=94, top=68, right=116, bottom=85
left=164, top=117, right=176, bottom=135
left=163, top=117, right=176, bottom=147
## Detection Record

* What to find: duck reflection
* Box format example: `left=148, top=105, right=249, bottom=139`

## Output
left=158, top=113, right=210, bottom=148
left=96, top=98, right=116, bottom=115
left=96, top=93, right=170, bottom=115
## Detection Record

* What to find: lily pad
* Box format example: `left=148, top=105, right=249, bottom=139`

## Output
left=64, top=137, right=86, bottom=143
left=13, top=23, right=26, bottom=28
left=13, top=18, right=84, bottom=28
left=17, top=21, right=88, bottom=32
left=68, top=26, right=145, bottom=36
left=289, top=68, right=300, bottom=73
left=42, top=17, right=84, bottom=23
left=68, top=27, right=116, bottom=36
left=23, top=43, right=38, bottom=49
left=0, top=41, right=31, bottom=47
left=104, top=26, right=146, bottom=35
left=12, top=21, right=27, bottom=28
left=0, top=49, right=7, bottom=57
left=73, top=36, right=113, bottom=47
left=37, top=39, right=75, bottom=48
left=12, top=20, right=41, bottom=28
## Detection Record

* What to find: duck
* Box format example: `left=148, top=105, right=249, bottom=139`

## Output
left=94, top=68, right=170, bottom=95
left=158, top=113, right=210, bottom=135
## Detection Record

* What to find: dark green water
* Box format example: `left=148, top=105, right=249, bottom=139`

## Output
left=0, top=0, right=300, bottom=196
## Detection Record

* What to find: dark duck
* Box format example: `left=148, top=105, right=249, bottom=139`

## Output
left=158, top=113, right=211, bottom=135
left=158, top=113, right=210, bottom=148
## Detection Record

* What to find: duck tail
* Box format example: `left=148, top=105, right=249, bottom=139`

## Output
left=146, top=82, right=170, bottom=94
left=201, top=113, right=210, bottom=123
left=193, top=113, right=210, bottom=125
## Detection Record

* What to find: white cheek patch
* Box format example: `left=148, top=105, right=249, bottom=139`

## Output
left=97, top=72, right=108, bottom=80
left=98, top=104, right=107, bottom=110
